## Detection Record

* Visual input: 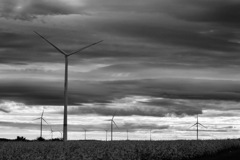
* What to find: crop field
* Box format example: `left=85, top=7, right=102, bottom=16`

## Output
left=0, top=139, right=240, bottom=160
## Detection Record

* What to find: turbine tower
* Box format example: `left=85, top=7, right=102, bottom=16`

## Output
left=33, top=110, right=49, bottom=138
left=150, top=129, right=152, bottom=141
left=50, top=127, right=53, bottom=140
left=106, top=114, right=119, bottom=141
left=126, top=129, right=129, bottom=140
left=82, top=128, right=87, bottom=140
left=34, top=31, right=103, bottom=141
left=190, top=114, right=207, bottom=140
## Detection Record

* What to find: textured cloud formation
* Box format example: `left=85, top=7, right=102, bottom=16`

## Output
left=0, top=108, right=9, bottom=113
left=170, top=0, right=240, bottom=25
left=0, top=0, right=87, bottom=20
left=0, top=0, right=240, bottom=122
left=1, top=78, right=240, bottom=106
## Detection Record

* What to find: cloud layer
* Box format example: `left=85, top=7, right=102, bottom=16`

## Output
left=1, top=0, right=240, bottom=139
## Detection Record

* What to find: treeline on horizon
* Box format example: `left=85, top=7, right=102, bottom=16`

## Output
left=1, top=136, right=240, bottom=142
left=0, top=136, right=62, bottom=142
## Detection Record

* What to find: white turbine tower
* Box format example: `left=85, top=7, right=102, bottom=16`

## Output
left=106, top=114, right=119, bottom=141
left=34, top=31, right=103, bottom=141
left=33, top=110, right=49, bottom=138
left=190, top=114, right=207, bottom=140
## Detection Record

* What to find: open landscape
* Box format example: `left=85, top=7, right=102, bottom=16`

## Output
left=1, top=139, right=240, bottom=160
left=1, top=0, right=240, bottom=159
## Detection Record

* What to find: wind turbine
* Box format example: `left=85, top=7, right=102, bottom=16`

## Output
left=106, top=113, right=119, bottom=141
left=33, top=110, right=49, bottom=138
left=150, top=129, right=152, bottom=141
left=50, top=129, right=63, bottom=140
left=50, top=127, right=53, bottom=140
left=34, top=31, right=103, bottom=141
left=126, top=129, right=129, bottom=140
left=82, top=128, right=87, bottom=140
left=190, top=114, right=207, bottom=140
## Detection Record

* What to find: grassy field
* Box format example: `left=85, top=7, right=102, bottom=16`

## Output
left=0, top=139, right=240, bottom=160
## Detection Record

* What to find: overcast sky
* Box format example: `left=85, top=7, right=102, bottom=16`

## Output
left=1, top=0, right=240, bottom=140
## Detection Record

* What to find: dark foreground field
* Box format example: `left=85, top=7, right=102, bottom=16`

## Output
left=0, top=139, right=240, bottom=160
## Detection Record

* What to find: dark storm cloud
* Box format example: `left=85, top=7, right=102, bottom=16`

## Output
left=0, top=108, right=10, bottom=113
left=96, top=79, right=240, bottom=102
left=170, top=0, right=240, bottom=25
left=2, top=78, right=240, bottom=106
left=86, top=0, right=240, bottom=25
left=0, top=0, right=87, bottom=20
left=91, top=14, right=239, bottom=52
left=2, top=0, right=240, bottom=68
left=0, top=30, right=100, bottom=64
left=67, top=104, right=176, bottom=117
left=84, top=0, right=240, bottom=61
left=0, top=80, right=64, bottom=105
left=0, top=31, right=62, bottom=64
left=142, top=99, right=202, bottom=116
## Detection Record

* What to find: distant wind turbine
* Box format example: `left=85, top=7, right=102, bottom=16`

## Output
left=33, top=110, right=49, bottom=138
left=127, top=129, right=129, bottom=140
left=50, top=129, right=63, bottom=140
left=82, top=128, right=87, bottom=140
left=106, top=113, right=119, bottom=141
left=34, top=31, right=103, bottom=141
left=150, top=129, right=152, bottom=141
left=190, top=114, right=207, bottom=140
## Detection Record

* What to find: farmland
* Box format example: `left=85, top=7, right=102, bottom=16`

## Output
left=0, top=139, right=240, bottom=160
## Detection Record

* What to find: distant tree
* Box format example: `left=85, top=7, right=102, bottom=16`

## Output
left=16, top=136, right=27, bottom=141
left=52, top=138, right=63, bottom=141
left=37, top=137, right=45, bottom=141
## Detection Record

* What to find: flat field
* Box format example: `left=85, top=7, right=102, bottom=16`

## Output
left=0, top=139, right=240, bottom=160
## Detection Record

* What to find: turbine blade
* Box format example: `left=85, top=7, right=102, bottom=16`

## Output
left=199, top=123, right=207, bottom=128
left=42, top=118, right=49, bottom=125
left=189, top=123, right=197, bottom=128
left=41, top=110, right=44, bottom=117
left=68, top=40, right=103, bottom=56
left=33, top=31, right=67, bottom=56
left=112, top=112, right=117, bottom=120
left=113, top=120, right=119, bottom=129
left=33, top=118, right=40, bottom=121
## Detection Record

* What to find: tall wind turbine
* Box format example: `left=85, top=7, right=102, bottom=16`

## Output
left=190, top=114, right=207, bottom=140
left=126, top=129, right=129, bottom=140
left=106, top=114, right=119, bottom=141
left=34, top=31, right=103, bottom=141
left=33, top=110, right=49, bottom=138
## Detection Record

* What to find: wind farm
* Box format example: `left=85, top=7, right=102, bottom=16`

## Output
left=1, top=0, right=240, bottom=159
